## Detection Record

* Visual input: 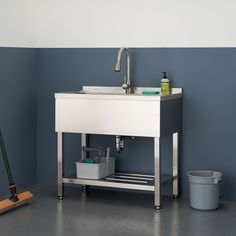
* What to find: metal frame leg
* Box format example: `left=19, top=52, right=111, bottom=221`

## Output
left=81, top=133, right=88, bottom=191
left=58, top=132, right=64, bottom=200
left=81, top=133, right=88, bottom=160
left=154, top=137, right=161, bottom=210
left=173, top=132, right=179, bottom=198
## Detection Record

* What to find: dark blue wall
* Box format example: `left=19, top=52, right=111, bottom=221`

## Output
left=36, top=48, right=236, bottom=200
left=0, top=48, right=37, bottom=198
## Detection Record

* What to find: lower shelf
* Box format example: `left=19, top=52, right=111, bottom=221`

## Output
left=63, top=173, right=173, bottom=192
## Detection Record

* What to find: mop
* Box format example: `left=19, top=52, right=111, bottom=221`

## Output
left=0, top=130, right=33, bottom=214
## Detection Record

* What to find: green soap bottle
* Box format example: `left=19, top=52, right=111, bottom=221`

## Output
left=160, top=72, right=171, bottom=95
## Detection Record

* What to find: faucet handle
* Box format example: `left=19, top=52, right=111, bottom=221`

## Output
left=122, top=76, right=131, bottom=93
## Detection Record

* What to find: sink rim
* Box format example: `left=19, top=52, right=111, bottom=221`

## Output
left=55, top=86, right=183, bottom=101
left=67, top=86, right=163, bottom=96
left=63, top=86, right=182, bottom=96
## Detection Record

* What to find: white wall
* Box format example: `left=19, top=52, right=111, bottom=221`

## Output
left=0, top=0, right=36, bottom=47
left=1, top=0, right=236, bottom=47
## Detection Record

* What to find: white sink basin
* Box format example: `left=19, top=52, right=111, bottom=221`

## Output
left=78, top=86, right=127, bottom=95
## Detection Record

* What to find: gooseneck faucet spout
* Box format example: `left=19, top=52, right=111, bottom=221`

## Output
left=114, top=47, right=131, bottom=94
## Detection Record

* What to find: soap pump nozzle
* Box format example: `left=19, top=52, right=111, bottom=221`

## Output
left=162, top=72, right=168, bottom=78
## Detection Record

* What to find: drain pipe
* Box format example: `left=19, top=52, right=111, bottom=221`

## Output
left=115, top=136, right=124, bottom=153
left=115, top=136, right=135, bottom=153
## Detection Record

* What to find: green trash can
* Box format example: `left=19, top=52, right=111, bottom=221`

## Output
left=187, top=170, right=222, bottom=210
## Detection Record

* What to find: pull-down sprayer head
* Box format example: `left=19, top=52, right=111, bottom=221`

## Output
left=115, top=48, right=124, bottom=71
left=115, top=60, right=121, bottom=72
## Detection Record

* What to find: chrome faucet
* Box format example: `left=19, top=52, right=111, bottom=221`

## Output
left=114, top=47, right=132, bottom=94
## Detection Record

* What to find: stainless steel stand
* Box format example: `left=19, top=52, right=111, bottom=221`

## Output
left=154, top=137, right=161, bottom=209
left=57, top=132, right=64, bottom=200
left=57, top=132, right=180, bottom=209
left=173, top=132, right=179, bottom=198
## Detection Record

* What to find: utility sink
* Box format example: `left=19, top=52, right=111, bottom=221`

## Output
left=55, top=86, right=182, bottom=137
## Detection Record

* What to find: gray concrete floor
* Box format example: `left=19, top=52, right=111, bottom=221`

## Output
left=0, top=186, right=236, bottom=236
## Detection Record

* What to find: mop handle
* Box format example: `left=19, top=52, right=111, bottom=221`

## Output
left=0, top=130, right=15, bottom=186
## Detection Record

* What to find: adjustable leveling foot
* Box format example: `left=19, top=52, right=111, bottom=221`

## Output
left=58, top=196, right=63, bottom=201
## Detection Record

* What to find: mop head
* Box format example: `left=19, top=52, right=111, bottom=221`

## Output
left=0, top=191, right=33, bottom=214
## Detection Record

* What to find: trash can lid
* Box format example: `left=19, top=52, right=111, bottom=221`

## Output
left=187, top=170, right=222, bottom=185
